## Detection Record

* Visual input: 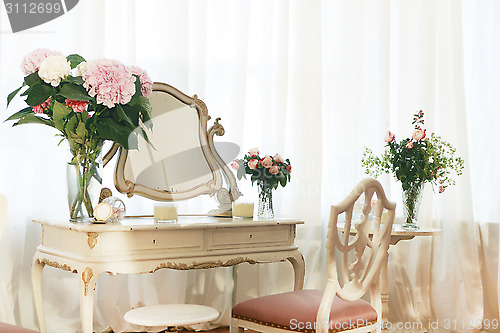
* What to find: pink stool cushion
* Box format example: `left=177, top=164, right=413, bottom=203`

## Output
left=232, top=289, right=377, bottom=332
left=0, top=322, right=37, bottom=333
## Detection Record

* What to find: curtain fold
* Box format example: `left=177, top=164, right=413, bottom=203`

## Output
left=0, top=0, right=498, bottom=332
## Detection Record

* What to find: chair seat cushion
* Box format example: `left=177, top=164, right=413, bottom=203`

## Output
left=232, top=289, right=377, bottom=332
left=0, top=322, right=37, bottom=333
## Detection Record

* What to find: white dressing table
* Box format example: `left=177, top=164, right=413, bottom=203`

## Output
left=31, top=83, right=305, bottom=332
left=32, top=216, right=305, bottom=333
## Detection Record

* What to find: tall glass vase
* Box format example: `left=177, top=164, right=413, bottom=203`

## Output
left=67, top=143, right=103, bottom=221
left=402, top=183, right=424, bottom=230
left=257, top=182, right=274, bottom=219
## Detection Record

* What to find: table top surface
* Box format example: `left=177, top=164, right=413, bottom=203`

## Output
left=34, top=215, right=305, bottom=232
left=337, top=222, right=442, bottom=236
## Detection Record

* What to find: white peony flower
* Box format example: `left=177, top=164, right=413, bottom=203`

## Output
left=74, top=61, right=88, bottom=76
left=38, top=55, right=71, bottom=87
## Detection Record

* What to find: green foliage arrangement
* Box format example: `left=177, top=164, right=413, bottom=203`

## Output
left=361, top=111, right=464, bottom=193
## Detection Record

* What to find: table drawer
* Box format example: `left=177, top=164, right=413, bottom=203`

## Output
left=207, top=225, right=292, bottom=249
left=100, top=230, right=204, bottom=255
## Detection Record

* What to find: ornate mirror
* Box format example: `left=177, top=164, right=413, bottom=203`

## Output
left=104, top=83, right=241, bottom=214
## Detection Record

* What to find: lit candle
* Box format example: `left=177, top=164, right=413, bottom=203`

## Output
left=232, top=202, right=254, bottom=218
left=154, top=204, right=178, bottom=222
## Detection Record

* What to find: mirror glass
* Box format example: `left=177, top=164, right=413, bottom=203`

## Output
left=124, top=91, right=214, bottom=193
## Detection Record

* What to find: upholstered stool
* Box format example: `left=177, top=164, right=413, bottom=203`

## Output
left=124, top=304, right=219, bottom=328
left=0, top=322, right=38, bottom=333
left=232, top=289, right=377, bottom=332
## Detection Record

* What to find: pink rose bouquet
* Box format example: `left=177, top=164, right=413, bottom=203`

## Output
left=232, top=148, right=292, bottom=190
left=6, top=49, right=153, bottom=220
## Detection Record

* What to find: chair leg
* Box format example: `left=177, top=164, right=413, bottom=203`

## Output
left=230, top=324, right=245, bottom=333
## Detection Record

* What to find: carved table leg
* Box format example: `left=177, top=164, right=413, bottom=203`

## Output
left=287, top=250, right=305, bottom=290
left=31, top=257, right=46, bottom=333
left=79, top=267, right=99, bottom=333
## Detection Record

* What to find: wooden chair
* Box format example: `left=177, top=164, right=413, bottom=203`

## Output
left=0, top=194, right=38, bottom=332
left=231, top=178, right=395, bottom=333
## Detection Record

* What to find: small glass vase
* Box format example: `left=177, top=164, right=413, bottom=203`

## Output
left=402, top=183, right=424, bottom=230
left=67, top=151, right=103, bottom=222
left=257, top=182, right=274, bottom=219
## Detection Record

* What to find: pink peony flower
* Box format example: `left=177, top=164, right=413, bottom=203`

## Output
left=248, top=147, right=259, bottom=157
left=65, top=99, right=89, bottom=113
left=260, top=155, right=273, bottom=168
left=269, top=165, right=280, bottom=175
left=82, top=59, right=136, bottom=108
left=439, top=186, right=445, bottom=193
left=32, top=98, right=51, bottom=114
left=21, top=48, right=63, bottom=75
left=231, top=160, right=240, bottom=170
left=286, top=165, right=292, bottom=173
left=412, top=129, right=426, bottom=141
left=129, top=65, right=153, bottom=97
left=406, top=141, right=414, bottom=149
left=248, top=159, right=259, bottom=169
left=273, top=153, right=285, bottom=164
left=384, top=131, right=395, bottom=142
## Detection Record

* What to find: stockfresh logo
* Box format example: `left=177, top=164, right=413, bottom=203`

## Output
left=3, top=0, right=79, bottom=33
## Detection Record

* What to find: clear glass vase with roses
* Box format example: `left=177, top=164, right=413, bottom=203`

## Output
left=6, top=48, right=153, bottom=221
left=361, top=111, right=464, bottom=229
left=232, top=148, right=292, bottom=219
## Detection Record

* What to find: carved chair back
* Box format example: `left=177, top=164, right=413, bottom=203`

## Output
left=316, top=178, right=395, bottom=331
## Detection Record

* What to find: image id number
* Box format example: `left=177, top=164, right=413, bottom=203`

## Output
left=5, top=1, right=62, bottom=14
left=443, top=319, right=499, bottom=330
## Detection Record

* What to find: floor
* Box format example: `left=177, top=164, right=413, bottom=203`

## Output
left=120, top=327, right=232, bottom=333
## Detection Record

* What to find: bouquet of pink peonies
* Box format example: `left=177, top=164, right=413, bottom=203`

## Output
left=232, top=148, right=292, bottom=190
left=6, top=48, right=153, bottom=220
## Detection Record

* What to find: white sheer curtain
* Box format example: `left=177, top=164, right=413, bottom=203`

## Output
left=0, top=1, right=498, bottom=332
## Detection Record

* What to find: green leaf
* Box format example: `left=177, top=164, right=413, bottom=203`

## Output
left=58, top=83, right=91, bottom=101
left=7, top=85, right=25, bottom=106
left=121, top=104, right=140, bottom=126
left=13, top=114, right=54, bottom=128
left=114, top=104, right=136, bottom=129
left=135, top=126, right=154, bottom=148
left=52, top=101, right=72, bottom=131
left=67, top=54, right=86, bottom=69
left=5, top=107, right=33, bottom=121
left=64, top=76, right=84, bottom=85
left=24, top=72, right=42, bottom=86
left=279, top=172, right=287, bottom=187
left=236, top=166, right=246, bottom=180
left=66, top=114, right=78, bottom=135
left=128, top=75, right=143, bottom=106
left=76, top=121, right=88, bottom=139
left=25, top=84, right=53, bottom=106
left=96, top=121, right=137, bottom=149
